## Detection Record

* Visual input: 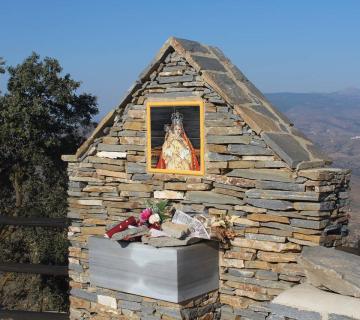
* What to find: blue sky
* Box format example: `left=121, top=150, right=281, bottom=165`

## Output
left=1, top=0, right=359, bottom=118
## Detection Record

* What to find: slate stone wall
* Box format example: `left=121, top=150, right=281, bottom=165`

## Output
left=70, top=287, right=219, bottom=320
left=64, top=50, right=351, bottom=320
left=218, top=167, right=350, bottom=319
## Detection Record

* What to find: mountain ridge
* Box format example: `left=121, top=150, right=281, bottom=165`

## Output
left=266, top=89, right=360, bottom=113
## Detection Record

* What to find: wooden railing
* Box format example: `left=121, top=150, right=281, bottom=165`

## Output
left=0, top=215, right=69, bottom=319
left=0, top=262, right=68, bottom=276
left=0, top=310, right=68, bottom=320
left=0, top=216, right=68, bottom=228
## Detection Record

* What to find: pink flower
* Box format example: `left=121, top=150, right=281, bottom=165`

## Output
left=140, top=208, right=152, bottom=222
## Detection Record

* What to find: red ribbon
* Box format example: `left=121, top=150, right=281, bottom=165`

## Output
left=105, top=216, right=137, bottom=238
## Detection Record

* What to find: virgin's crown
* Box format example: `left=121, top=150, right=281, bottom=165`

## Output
left=171, top=111, right=184, bottom=126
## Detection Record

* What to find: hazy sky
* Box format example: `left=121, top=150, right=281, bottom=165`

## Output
left=1, top=0, right=359, bottom=118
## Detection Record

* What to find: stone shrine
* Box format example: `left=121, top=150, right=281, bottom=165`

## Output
left=62, top=37, right=351, bottom=320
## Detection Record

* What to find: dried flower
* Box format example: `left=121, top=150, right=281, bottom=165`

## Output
left=149, top=213, right=160, bottom=225
left=140, top=208, right=152, bottom=222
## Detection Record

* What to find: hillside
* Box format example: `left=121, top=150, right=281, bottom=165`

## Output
left=266, top=89, right=360, bottom=245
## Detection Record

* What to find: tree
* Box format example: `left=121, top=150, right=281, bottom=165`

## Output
left=0, top=53, right=98, bottom=311
left=0, top=52, right=98, bottom=212
left=0, top=57, right=4, bottom=74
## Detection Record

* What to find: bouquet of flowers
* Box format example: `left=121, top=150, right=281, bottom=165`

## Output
left=104, top=200, right=169, bottom=240
left=139, top=200, right=169, bottom=229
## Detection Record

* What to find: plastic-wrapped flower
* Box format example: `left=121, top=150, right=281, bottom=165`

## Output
left=140, top=208, right=152, bottom=222
left=149, top=213, right=160, bottom=225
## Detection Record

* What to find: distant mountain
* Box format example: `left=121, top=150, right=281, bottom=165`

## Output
left=266, top=89, right=360, bottom=175
left=266, top=88, right=360, bottom=113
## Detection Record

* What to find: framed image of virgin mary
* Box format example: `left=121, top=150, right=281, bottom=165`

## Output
left=146, top=100, right=205, bottom=175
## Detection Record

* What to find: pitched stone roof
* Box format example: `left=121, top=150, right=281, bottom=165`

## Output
left=75, top=37, right=331, bottom=170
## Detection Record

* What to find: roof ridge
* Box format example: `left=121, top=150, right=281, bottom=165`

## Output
left=73, top=37, right=331, bottom=170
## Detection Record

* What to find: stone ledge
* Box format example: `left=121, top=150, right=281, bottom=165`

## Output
left=298, top=246, right=360, bottom=298
left=61, top=154, right=78, bottom=162
left=271, top=283, right=360, bottom=319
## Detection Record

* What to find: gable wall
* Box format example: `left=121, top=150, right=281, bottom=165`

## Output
left=65, top=51, right=351, bottom=320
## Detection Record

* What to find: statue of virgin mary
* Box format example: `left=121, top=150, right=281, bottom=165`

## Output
left=156, top=111, right=200, bottom=171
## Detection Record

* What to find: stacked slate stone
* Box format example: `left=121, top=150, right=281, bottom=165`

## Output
left=63, top=39, right=351, bottom=320
left=70, top=288, right=219, bottom=320
left=218, top=167, right=350, bottom=320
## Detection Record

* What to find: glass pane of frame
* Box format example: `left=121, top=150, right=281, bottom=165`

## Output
left=146, top=100, right=205, bottom=176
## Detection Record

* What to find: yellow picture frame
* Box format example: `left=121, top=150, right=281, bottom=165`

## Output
left=146, top=99, right=205, bottom=176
